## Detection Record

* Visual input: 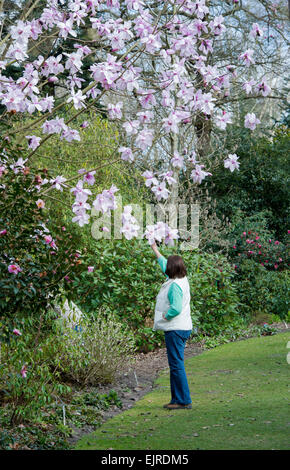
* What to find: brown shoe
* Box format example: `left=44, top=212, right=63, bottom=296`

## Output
left=163, top=403, right=192, bottom=410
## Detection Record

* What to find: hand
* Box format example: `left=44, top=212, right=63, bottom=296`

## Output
left=162, top=313, right=169, bottom=321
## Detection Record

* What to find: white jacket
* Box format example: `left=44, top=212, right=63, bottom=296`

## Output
left=153, top=276, right=192, bottom=331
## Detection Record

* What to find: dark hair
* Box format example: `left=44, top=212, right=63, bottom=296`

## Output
left=165, top=255, right=187, bottom=279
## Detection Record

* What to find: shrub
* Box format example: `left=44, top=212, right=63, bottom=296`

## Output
left=0, top=322, right=70, bottom=425
left=234, top=259, right=290, bottom=322
left=230, top=228, right=289, bottom=272
left=46, top=308, right=136, bottom=385
left=184, top=251, right=241, bottom=335
left=0, top=140, right=82, bottom=320
left=71, top=239, right=241, bottom=344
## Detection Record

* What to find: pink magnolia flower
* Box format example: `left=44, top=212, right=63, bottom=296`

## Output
left=118, top=147, right=134, bottom=163
left=162, top=113, right=180, bottom=134
left=249, top=23, right=264, bottom=39
left=224, top=154, right=240, bottom=172
left=26, top=135, right=41, bottom=150
left=120, top=205, right=140, bottom=240
left=21, top=365, right=27, bottom=378
left=151, top=181, right=170, bottom=201
left=239, top=49, right=255, bottom=67
left=191, top=164, right=212, bottom=184
left=160, top=170, right=176, bottom=186
left=171, top=151, right=184, bottom=169
left=67, top=89, right=86, bottom=109
left=13, top=328, right=22, bottom=336
left=49, top=175, right=67, bottom=191
left=242, top=79, right=256, bottom=95
left=107, top=101, right=123, bottom=120
left=215, top=110, right=232, bottom=130
left=258, top=81, right=271, bottom=97
left=142, top=170, right=158, bottom=187
left=244, top=113, right=261, bottom=130
left=83, top=171, right=96, bottom=186
left=135, top=129, right=154, bottom=150
left=8, top=264, right=22, bottom=274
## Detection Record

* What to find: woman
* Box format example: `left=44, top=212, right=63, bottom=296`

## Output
left=151, top=242, right=192, bottom=410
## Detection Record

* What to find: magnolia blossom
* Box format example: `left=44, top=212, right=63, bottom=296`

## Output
left=83, top=171, right=96, bottom=186
left=50, top=175, right=67, bottom=191
left=107, top=101, right=123, bottom=119
left=70, top=179, right=92, bottom=198
left=224, top=154, right=240, bottom=172
left=144, top=221, right=179, bottom=246
left=21, top=365, right=27, bottom=378
left=215, top=110, right=232, bottom=130
left=244, top=113, right=261, bottom=130
left=171, top=152, right=184, bottom=169
left=25, top=135, right=41, bottom=150
left=243, top=79, right=256, bottom=95
left=191, top=164, right=212, bottom=184
left=10, top=158, right=27, bottom=174
left=72, top=211, right=90, bottom=227
left=135, top=129, right=154, bottom=150
left=239, top=49, right=255, bottom=67
left=258, top=80, right=271, bottom=97
left=151, top=181, right=170, bottom=201
left=120, top=205, right=140, bottom=240
left=123, top=120, right=139, bottom=135
left=249, top=23, right=264, bottom=39
left=92, top=185, right=119, bottom=214
left=118, top=146, right=134, bottom=163
left=67, top=88, right=86, bottom=109
left=160, top=170, right=177, bottom=186
left=142, top=170, right=158, bottom=187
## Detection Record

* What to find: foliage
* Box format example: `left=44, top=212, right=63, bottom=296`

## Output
left=0, top=141, right=82, bottom=320
left=208, top=125, right=290, bottom=241
left=0, top=322, right=71, bottom=425
left=229, top=228, right=289, bottom=272
left=234, top=259, right=290, bottom=322
left=184, top=251, right=241, bottom=335
left=45, top=309, right=136, bottom=385
left=71, top=239, right=241, bottom=346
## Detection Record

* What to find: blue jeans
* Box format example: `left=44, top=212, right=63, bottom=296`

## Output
left=164, top=330, right=192, bottom=405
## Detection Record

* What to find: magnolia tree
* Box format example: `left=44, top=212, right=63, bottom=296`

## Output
left=0, top=0, right=287, bottom=249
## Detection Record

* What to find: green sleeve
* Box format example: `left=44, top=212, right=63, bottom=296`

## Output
left=166, top=282, right=183, bottom=320
left=157, top=255, right=168, bottom=277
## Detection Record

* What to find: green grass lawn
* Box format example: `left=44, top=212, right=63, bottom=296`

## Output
left=76, top=333, right=290, bottom=450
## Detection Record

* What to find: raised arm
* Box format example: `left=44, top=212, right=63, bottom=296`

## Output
left=151, top=242, right=168, bottom=276
left=150, top=242, right=162, bottom=259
